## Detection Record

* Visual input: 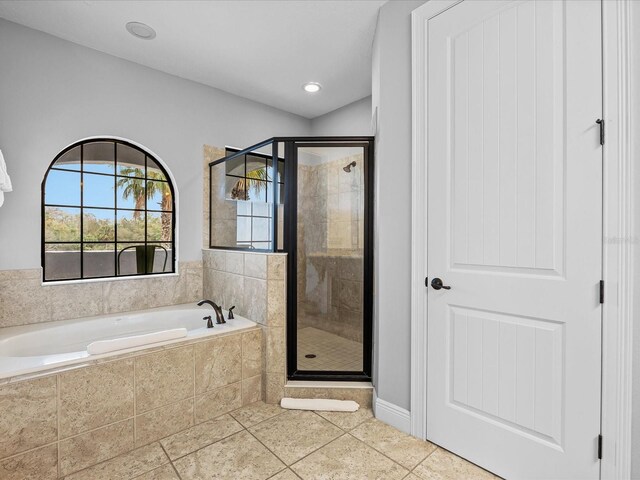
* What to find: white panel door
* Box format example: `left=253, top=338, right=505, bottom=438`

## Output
left=424, top=1, right=602, bottom=479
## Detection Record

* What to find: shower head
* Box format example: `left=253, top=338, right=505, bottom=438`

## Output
left=343, top=161, right=357, bottom=173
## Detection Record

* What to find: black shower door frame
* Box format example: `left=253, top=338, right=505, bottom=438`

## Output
left=284, top=137, right=374, bottom=382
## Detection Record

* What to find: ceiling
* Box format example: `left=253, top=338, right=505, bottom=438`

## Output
left=0, top=0, right=385, bottom=119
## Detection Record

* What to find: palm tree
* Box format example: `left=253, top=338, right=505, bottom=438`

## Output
left=116, top=168, right=146, bottom=218
left=117, top=168, right=172, bottom=241
left=231, top=166, right=269, bottom=201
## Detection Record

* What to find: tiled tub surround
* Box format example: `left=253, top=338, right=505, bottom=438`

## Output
left=0, top=326, right=262, bottom=479
left=203, top=250, right=287, bottom=405
left=0, top=304, right=255, bottom=380
left=0, top=260, right=203, bottom=328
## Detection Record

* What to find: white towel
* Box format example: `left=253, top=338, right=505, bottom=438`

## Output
left=0, top=149, right=12, bottom=207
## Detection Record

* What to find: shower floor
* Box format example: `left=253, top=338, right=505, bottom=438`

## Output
left=297, top=327, right=362, bottom=371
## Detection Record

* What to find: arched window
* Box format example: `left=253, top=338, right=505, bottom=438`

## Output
left=42, top=138, right=176, bottom=281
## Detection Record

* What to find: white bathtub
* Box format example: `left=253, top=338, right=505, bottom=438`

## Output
left=0, top=303, right=256, bottom=380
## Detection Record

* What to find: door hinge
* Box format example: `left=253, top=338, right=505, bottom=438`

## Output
left=596, top=119, right=605, bottom=145
left=598, top=434, right=603, bottom=460
left=599, top=280, right=605, bottom=304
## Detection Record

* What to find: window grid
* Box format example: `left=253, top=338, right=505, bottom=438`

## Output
left=224, top=148, right=284, bottom=250
left=42, top=139, right=175, bottom=282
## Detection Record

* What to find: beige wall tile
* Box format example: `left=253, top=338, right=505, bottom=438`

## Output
left=194, top=336, right=241, bottom=394
left=265, top=327, right=286, bottom=374
left=222, top=273, right=244, bottom=313
left=103, top=279, right=150, bottom=314
left=194, top=382, right=242, bottom=423
left=0, top=269, right=41, bottom=281
left=242, top=329, right=262, bottom=379
left=267, top=280, right=286, bottom=326
left=0, top=376, right=57, bottom=459
left=0, top=277, right=50, bottom=327
left=59, top=360, right=134, bottom=438
left=63, top=442, right=167, bottom=480
left=242, top=375, right=262, bottom=406
left=203, top=250, right=225, bottom=271
left=59, top=419, right=134, bottom=476
left=267, top=255, right=286, bottom=280
left=135, top=399, right=194, bottom=447
left=145, top=275, right=187, bottom=308
left=185, top=268, right=203, bottom=302
left=265, top=372, right=285, bottom=405
left=244, top=254, right=267, bottom=279
left=225, top=252, right=244, bottom=275
left=45, top=283, right=104, bottom=321
left=136, top=347, right=194, bottom=413
left=0, top=444, right=57, bottom=480
left=243, top=277, right=267, bottom=324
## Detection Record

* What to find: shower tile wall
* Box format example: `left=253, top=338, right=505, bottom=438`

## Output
left=297, top=153, right=364, bottom=345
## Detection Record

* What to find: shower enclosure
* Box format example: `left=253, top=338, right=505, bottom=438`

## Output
left=209, top=137, right=373, bottom=381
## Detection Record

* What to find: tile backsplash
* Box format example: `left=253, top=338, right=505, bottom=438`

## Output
left=0, top=261, right=203, bottom=328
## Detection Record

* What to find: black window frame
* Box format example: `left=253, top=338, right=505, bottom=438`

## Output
left=41, top=138, right=176, bottom=282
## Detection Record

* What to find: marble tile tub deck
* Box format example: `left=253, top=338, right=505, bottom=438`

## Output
left=42, top=401, right=500, bottom=480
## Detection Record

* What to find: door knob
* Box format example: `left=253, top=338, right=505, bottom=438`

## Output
left=430, top=277, right=451, bottom=290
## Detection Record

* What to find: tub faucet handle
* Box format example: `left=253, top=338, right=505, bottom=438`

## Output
left=228, top=306, right=235, bottom=320
left=203, top=316, right=214, bottom=328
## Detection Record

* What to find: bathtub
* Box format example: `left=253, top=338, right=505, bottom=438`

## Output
left=0, top=303, right=256, bottom=380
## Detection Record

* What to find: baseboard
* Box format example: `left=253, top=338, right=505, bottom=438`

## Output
left=372, top=389, right=411, bottom=434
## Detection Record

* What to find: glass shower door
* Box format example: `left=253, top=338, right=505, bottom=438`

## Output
left=290, top=142, right=371, bottom=377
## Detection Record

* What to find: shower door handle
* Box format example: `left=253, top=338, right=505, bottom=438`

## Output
left=430, top=278, right=451, bottom=290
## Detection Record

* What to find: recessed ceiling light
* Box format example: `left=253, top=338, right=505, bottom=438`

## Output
left=126, top=22, right=156, bottom=40
left=303, top=82, right=322, bottom=93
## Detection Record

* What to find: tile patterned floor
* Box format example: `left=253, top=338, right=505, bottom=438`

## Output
left=63, top=401, right=500, bottom=480
left=297, top=327, right=363, bottom=371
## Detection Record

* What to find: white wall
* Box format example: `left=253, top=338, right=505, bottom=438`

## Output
left=0, top=19, right=310, bottom=270
left=310, top=96, right=372, bottom=136
left=371, top=0, right=425, bottom=412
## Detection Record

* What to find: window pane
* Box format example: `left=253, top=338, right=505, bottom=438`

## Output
left=116, top=243, right=146, bottom=276
left=83, top=208, right=115, bottom=242
left=147, top=157, right=167, bottom=181
left=147, top=211, right=172, bottom=242
left=45, top=170, right=80, bottom=206
left=149, top=243, right=171, bottom=273
left=226, top=176, right=247, bottom=201
left=44, top=207, right=80, bottom=242
left=83, top=243, right=115, bottom=278
left=236, top=216, right=251, bottom=242
left=252, top=242, right=271, bottom=250
left=117, top=144, right=145, bottom=177
left=253, top=217, right=270, bottom=242
left=236, top=201, right=251, bottom=216
left=84, top=173, right=115, bottom=208
left=83, top=142, right=115, bottom=174
left=54, top=146, right=81, bottom=171
left=116, top=178, right=145, bottom=209
left=44, top=244, right=80, bottom=280
left=146, top=181, right=172, bottom=211
left=252, top=201, right=270, bottom=218
left=225, top=154, right=245, bottom=177
left=117, top=210, right=146, bottom=242
left=247, top=179, right=267, bottom=203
